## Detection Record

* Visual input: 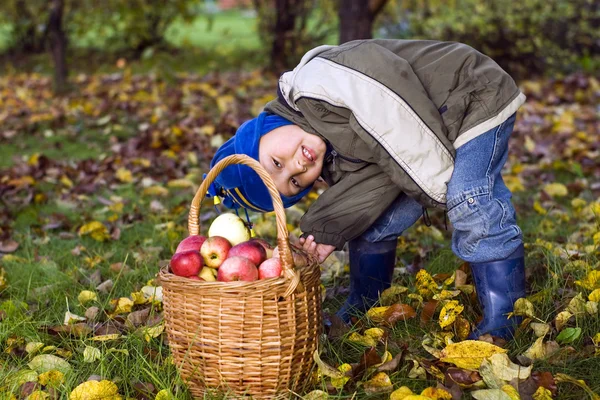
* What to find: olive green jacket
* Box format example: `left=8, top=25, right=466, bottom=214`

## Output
left=264, top=39, right=526, bottom=249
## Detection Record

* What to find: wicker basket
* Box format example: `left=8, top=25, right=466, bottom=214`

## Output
left=158, top=154, right=322, bottom=399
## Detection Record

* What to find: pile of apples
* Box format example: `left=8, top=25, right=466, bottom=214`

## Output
left=169, top=213, right=300, bottom=282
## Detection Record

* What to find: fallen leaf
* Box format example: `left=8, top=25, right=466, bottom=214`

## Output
left=330, top=363, right=352, bottom=389
left=78, top=291, right=97, bottom=305
left=69, top=380, right=122, bottom=400
left=532, top=387, right=553, bottom=400
left=38, top=370, right=65, bottom=386
left=78, top=221, right=110, bottom=242
left=312, top=350, right=346, bottom=379
left=471, top=388, right=512, bottom=400
left=302, top=390, right=329, bottom=400
left=83, top=346, right=101, bottom=363
left=420, top=387, right=453, bottom=399
left=554, top=311, right=573, bottom=331
left=28, top=355, right=71, bottom=374
left=439, top=300, right=464, bottom=329
left=511, top=298, right=535, bottom=318
left=361, top=372, right=393, bottom=394
left=440, top=341, right=507, bottom=371
left=554, top=373, right=600, bottom=400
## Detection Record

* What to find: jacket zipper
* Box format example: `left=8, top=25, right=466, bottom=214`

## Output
left=328, top=148, right=363, bottom=171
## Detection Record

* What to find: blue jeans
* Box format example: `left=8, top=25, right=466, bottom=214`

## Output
left=358, top=113, right=522, bottom=263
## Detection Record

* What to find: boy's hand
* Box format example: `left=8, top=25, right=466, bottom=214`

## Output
left=299, top=235, right=336, bottom=263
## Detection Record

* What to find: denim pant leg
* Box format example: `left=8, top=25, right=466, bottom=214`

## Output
left=447, top=113, right=523, bottom=263
left=358, top=192, right=423, bottom=243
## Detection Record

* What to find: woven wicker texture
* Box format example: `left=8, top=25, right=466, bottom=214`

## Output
left=159, top=154, right=322, bottom=399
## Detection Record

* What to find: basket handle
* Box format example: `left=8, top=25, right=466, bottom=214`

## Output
left=188, top=154, right=303, bottom=297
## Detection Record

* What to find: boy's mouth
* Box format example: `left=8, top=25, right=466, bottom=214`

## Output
left=301, top=146, right=315, bottom=162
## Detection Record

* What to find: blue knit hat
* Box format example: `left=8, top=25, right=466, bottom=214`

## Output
left=205, top=112, right=313, bottom=213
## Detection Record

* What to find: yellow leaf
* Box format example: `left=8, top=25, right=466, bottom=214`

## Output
left=154, top=390, right=174, bottom=400
left=438, top=300, right=464, bottom=329
left=433, top=289, right=461, bottom=301
left=421, top=387, right=452, bottom=399
left=38, top=370, right=65, bottom=386
left=543, top=183, right=568, bottom=197
left=167, top=178, right=195, bottom=188
left=111, top=297, right=133, bottom=315
left=555, top=373, right=600, bottom=400
left=504, top=175, right=525, bottom=193
left=78, top=290, right=97, bottom=305
left=416, top=269, right=439, bottom=299
left=69, top=380, right=122, bottom=400
left=522, top=337, right=546, bottom=360
left=530, top=322, right=551, bottom=338
left=142, top=186, right=169, bottom=197
left=567, top=293, right=586, bottom=314
left=28, top=391, right=49, bottom=400
left=501, top=385, right=520, bottom=400
left=348, top=332, right=377, bottom=347
left=362, top=372, right=393, bottom=394
left=532, top=386, right=553, bottom=400
left=78, top=221, right=110, bottom=242
left=367, top=306, right=389, bottom=321
left=524, top=135, right=535, bottom=153
left=471, top=389, right=512, bottom=400
left=216, top=95, right=235, bottom=113
left=390, top=386, right=415, bottom=400
left=312, top=350, right=347, bottom=379
left=28, top=153, right=41, bottom=166
left=486, top=353, right=532, bottom=382
left=115, top=168, right=133, bottom=183
left=331, top=363, right=352, bottom=389
left=198, top=125, right=215, bottom=136
left=83, top=346, right=101, bottom=363
left=90, top=334, right=121, bottom=342
left=25, top=342, right=44, bottom=354
left=440, top=340, right=507, bottom=370
left=141, top=323, right=165, bottom=342
left=575, top=270, right=600, bottom=290
left=586, top=301, right=598, bottom=315
left=512, top=298, right=535, bottom=318
left=302, top=390, right=329, bottom=400
left=0, top=267, right=7, bottom=291
left=554, top=311, right=573, bottom=332
left=131, top=291, right=147, bottom=305
left=61, top=175, right=74, bottom=188
left=533, top=201, right=547, bottom=215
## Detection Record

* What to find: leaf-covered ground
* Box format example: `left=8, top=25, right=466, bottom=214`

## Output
left=0, top=69, right=598, bottom=400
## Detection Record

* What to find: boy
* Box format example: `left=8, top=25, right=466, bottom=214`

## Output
left=206, top=39, right=526, bottom=340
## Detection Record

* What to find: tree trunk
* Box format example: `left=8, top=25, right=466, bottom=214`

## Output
left=271, top=0, right=297, bottom=71
left=48, top=0, right=68, bottom=94
left=338, top=0, right=390, bottom=44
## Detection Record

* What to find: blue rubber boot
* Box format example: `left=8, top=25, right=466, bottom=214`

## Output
left=468, top=244, right=526, bottom=340
left=335, top=238, right=397, bottom=324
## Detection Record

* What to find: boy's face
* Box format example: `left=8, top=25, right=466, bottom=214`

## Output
left=258, top=125, right=327, bottom=197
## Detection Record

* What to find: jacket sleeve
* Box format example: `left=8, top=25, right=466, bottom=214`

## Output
left=300, top=163, right=402, bottom=250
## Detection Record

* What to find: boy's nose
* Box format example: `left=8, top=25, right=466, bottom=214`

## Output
left=297, top=158, right=307, bottom=172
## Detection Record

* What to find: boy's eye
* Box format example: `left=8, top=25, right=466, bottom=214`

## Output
left=272, top=158, right=282, bottom=168
left=291, top=178, right=301, bottom=188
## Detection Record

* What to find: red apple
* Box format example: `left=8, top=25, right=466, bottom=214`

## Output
left=228, top=240, right=267, bottom=267
left=176, top=235, right=207, bottom=254
left=217, top=256, right=258, bottom=282
left=258, top=257, right=283, bottom=280
left=170, top=250, right=203, bottom=277
left=200, top=236, right=232, bottom=269
left=186, top=275, right=205, bottom=281
left=250, top=238, right=274, bottom=258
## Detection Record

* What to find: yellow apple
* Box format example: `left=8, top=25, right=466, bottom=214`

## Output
left=208, top=213, right=251, bottom=246
left=199, top=266, right=217, bottom=282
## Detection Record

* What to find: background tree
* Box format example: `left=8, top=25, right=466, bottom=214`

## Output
left=338, top=0, right=390, bottom=43
left=253, top=0, right=336, bottom=71
left=48, top=0, right=68, bottom=94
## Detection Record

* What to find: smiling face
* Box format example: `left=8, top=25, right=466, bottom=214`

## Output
left=258, top=125, right=327, bottom=197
